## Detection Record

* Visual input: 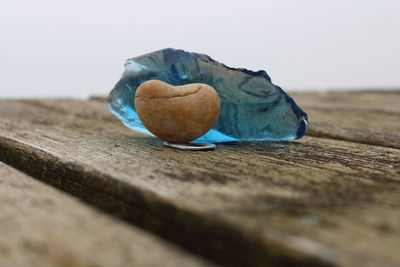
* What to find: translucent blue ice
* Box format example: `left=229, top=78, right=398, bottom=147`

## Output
left=108, top=48, right=308, bottom=143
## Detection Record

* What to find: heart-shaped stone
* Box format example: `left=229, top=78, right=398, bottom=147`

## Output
left=135, top=80, right=220, bottom=143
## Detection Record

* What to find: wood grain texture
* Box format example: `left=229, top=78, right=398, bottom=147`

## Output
left=0, top=162, right=214, bottom=267
left=0, top=98, right=399, bottom=267
left=291, top=90, right=400, bottom=148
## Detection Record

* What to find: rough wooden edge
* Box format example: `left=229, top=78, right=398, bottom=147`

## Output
left=0, top=136, right=332, bottom=267
left=0, top=162, right=216, bottom=267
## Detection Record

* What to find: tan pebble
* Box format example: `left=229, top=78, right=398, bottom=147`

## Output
left=135, top=80, right=220, bottom=143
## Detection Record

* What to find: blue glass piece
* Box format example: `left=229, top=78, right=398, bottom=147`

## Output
left=108, top=48, right=308, bottom=143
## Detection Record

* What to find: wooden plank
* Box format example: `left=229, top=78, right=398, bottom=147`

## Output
left=0, top=98, right=399, bottom=267
left=90, top=90, right=400, bottom=149
left=0, top=162, right=214, bottom=267
left=291, top=90, right=400, bottom=149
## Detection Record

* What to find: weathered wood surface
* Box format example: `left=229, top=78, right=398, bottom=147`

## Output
left=0, top=94, right=399, bottom=267
left=291, top=90, right=400, bottom=149
left=0, top=162, right=213, bottom=267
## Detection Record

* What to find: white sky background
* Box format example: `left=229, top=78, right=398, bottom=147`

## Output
left=0, top=0, right=399, bottom=98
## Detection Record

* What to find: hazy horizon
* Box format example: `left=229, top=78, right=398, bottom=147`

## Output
left=1, top=0, right=399, bottom=98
